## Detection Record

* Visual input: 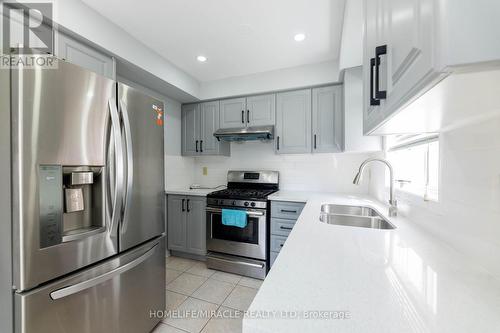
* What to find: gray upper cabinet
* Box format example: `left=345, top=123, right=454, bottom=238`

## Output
left=220, top=98, right=246, bottom=129
left=275, top=89, right=312, bottom=154
left=220, top=94, right=275, bottom=129
left=200, top=101, right=221, bottom=155
left=55, top=32, right=115, bottom=79
left=312, top=86, right=343, bottom=153
left=181, top=103, right=229, bottom=156
left=246, top=94, right=275, bottom=127
left=181, top=104, right=200, bottom=156
left=167, top=195, right=206, bottom=256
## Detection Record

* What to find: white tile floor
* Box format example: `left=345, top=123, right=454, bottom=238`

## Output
left=151, top=256, right=263, bottom=333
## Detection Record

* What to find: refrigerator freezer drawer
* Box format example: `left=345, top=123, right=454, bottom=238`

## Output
left=15, top=237, right=165, bottom=333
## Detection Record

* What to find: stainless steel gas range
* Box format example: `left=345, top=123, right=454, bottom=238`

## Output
left=206, top=171, right=279, bottom=279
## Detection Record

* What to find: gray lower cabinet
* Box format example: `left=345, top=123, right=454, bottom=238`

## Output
left=55, top=32, right=115, bottom=79
left=167, top=195, right=207, bottom=256
left=312, top=86, right=343, bottom=153
left=269, top=201, right=305, bottom=268
left=181, top=102, right=229, bottom=156
left=219, top=94, right=275, bottom=129
left=275, top=89, right=312, bottom=154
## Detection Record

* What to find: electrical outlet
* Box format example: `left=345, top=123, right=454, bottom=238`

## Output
left=202, top=167, right=208, bottom=176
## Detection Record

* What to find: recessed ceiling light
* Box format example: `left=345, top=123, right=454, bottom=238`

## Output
left=294, top=33, right=306, bottom=42
left=196, top=55, right=207, bottom=62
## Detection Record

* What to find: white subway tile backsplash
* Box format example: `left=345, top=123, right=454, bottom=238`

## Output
left=370, top=116, right=500, bottom=280
left=192, top=141, right=380, bottom=193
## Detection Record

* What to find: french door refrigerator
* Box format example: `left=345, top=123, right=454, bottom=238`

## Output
left=1, top=58, right=166, bottom=333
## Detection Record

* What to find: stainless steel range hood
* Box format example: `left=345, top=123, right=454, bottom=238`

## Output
left=214, top=126, right=274, bottom=142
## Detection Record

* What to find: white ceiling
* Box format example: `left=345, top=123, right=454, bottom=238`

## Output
left=82, top=0, right=346, bottom=82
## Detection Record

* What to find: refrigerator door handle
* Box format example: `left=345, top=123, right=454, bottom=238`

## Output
left=50, top=243, right=158, bottom=300
left=119, top=100, right=134, bottom=234
left=107, top=99, right=125, bottom=236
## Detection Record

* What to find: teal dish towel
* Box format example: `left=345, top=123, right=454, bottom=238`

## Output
left=222, top=209, right=247, bottom=228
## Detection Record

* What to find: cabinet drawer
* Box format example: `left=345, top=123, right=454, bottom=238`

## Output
left=270, top=251, right=279, bottom=267
left=270, top=235, right=288, bottom=253
left=271, top=218, right=295, bottom=237
left=271, top=201, right=305, bottom=220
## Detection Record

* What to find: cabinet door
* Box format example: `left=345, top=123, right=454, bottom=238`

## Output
left=220, top=98, right=246, bottom=129
left=55, top=32, right=115, bottom=79
left=312, top=86, right=343, bottom=153
left=185, top=197, right=206, bottom=256
left=167, top=196, right=187, bottom=252
left=384, top=0, right=435, bottom=115
left=246, top=94, right=275, bottom=127
left=181, top=104, right=200, bottom=156
left=200, top=101, right=220, bottom=155
left=362, top=0, right=386, bottom=134
left=275, top=89, right=312, bottom=154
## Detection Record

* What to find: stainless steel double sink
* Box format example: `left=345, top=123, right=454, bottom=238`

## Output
left=319, top=204, right=396, bottom=230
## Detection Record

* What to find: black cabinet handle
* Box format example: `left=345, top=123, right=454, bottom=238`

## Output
left=375, top=45, right=387, bottom=100
left=314, top=134, right=317, bottom=149
left=181, top=199, right=185, bottom=212
left=241, top=110, right=244, bottom=123
left=280, top=226, right=293, bottom=230
left=200, top=140, right=203, bottom=153
left=280, top=244, right=284, bottom=247
left=186, top=199, right=190, bottom=212
left=247, top=110, right=250, bottom=123
left=281, top=209, right=297, bottom=214
left=370, top=58, right=380, bottom=106
left=195, top=140, right=199, bottom=152
left=277, top=136, right=280, bottom=150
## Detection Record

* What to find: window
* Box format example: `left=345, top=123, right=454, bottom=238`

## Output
left=386, top=134, right=439, bottom=201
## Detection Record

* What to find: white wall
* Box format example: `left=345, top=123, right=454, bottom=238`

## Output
left=50, top=0, right=200, bottom=98
left=338, top=0, right=363, bottom=70
left=344, top=67, right=382, bottom=151
left=199, top=61, right=340, bottom=100
left=191, top=141, right=379, bottom=192
left=369, top=116, right=500, bottom=280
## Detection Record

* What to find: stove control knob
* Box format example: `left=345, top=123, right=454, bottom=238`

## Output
left=232, top=201, right=236, bottom=206
left=244, top=202, right=249, bottom=207
left=251, top=202, right=256, bottom=207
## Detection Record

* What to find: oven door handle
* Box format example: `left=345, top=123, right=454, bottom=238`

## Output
left=208, top=255, right=265, bottom=269
left=206, top=207, right=265, bottom=217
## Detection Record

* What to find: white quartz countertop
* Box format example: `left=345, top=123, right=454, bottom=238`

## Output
left=165, top=187, right=220, bottom=196
left=243, top=193, right=500, bottom=333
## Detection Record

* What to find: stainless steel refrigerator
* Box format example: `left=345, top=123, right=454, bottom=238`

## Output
left=0, top=58, right=166, bottom=333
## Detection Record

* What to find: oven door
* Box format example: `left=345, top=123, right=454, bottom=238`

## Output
left=206, top=207, right=266, bottom=260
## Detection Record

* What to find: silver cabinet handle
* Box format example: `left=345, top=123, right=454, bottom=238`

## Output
left=119, top=100, right=134, bottom=234
left=206, top=207, right=264, bottom=217
left=50, top=243, right=158, bottom=300
left=107, top=99, right=124, bottom=236
left=281, top=209, right=297, bottom=214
